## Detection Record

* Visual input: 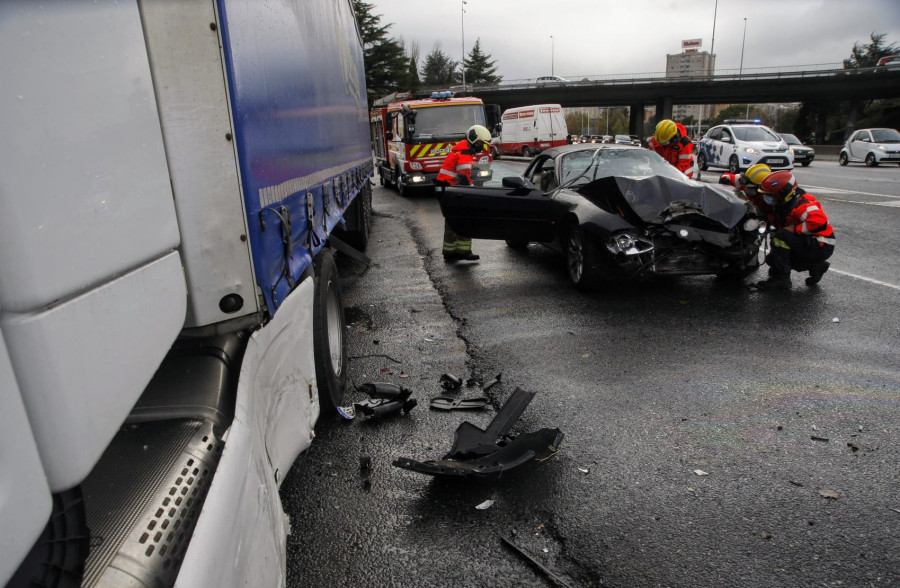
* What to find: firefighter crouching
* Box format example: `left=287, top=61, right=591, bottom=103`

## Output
left=435, top=124, right=492, bottom=262
left=720, top=163, right=775, bottom=223
left=751, top=171, right=836, bottom=291
left=648, top=119, right=694, bottom=178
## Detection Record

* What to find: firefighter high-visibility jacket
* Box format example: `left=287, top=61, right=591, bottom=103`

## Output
left=648, top=121, right=694, bottom=177
left=777, top=189, right=836, bottom=246
left=436, top=140, right=489, bottom=186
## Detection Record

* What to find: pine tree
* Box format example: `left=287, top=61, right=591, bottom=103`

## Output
left=843, top=32, right=898, bottom=69
left=352, top=1, right=411, bottom=104
left=420, top=45, right=459, bottom=87
left=463, top=39, right=501, bottom=86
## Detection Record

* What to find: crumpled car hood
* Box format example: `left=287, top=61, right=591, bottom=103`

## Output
left=579, top=176, right=752, bottom=229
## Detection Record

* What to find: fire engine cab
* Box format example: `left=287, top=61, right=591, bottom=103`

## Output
left=370, top=91, right=499, bottom=195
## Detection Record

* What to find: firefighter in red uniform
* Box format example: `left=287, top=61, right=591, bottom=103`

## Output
left=648, top=119, right=694, bottom=177
left=751, top=170, right=836, bottom=290
left=435, top=124, right=492, bottom=261
left=720, top=163, right=775, bottom=223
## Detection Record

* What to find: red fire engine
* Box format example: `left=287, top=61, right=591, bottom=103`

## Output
left=370, top=91, right=499, bottom=195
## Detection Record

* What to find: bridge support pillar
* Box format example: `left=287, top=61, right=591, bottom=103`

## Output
left=629, top=103, right=645, bottom=141
left=655, top=97, right=673, bottom=124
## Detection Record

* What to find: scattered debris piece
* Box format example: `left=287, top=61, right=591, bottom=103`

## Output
left=430, top=396, right=489, bottom=411
left=500, top=535, right=572, bottom=588
left=694, top=469, right=709, bottom=476
left=349, top=382, right=417, bottom=419
left=393, top=388, right=564, bottom=479
left=337, top=405, right=356, bottom=420
left=812, top=425, right=818, bottom=431
left=760, top=532, right=774, bottom=540
left=811, top=436, right=830, bottom=442
left=818, top=488, right=841, bottom=500
left=482, top=373, right=502, bottom=392
left=577, top=467, right=590, bottom=474
left=890, top=508, right=900, bottom=515
left=789, top=480, right=804, bottom=487
left=847, top=442, right=873, bottom=452
left=439, top=373, right=462, bottom=391
left=475, top=499, right=494, bottom=510
left=832, top=317, right=840, bottom=323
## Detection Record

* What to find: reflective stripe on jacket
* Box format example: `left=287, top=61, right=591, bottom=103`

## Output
left=784, top=191, right=835, bottom=245
left=436, top=140, right=489, bottom=185
left=647, top=122, right=694, bottom=176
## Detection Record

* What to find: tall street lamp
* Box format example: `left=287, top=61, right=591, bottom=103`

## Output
left=460, top=1, right=467, bottom=90
left=739, top=17, right=747, bottom=75
left=550, top=35, right=554, bottom=76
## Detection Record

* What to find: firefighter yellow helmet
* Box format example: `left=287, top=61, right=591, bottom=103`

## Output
left=654, top=119, right=678, bottom=145
left=742, top=163, right=772, bottom=186
left=466, top=124, right=491, bottom=145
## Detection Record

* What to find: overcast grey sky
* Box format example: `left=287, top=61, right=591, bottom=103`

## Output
left=368, top=0, right=900, bottom=81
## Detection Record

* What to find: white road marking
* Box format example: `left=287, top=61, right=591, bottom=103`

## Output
left=830, top=268, right=900, bottom=291
left=806, top=184, right=900, bottom=206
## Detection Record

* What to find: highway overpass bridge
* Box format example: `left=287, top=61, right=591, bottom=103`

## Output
left=425, top=65, right=900, bottom=139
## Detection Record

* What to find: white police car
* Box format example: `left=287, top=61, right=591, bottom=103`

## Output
left=697, top=120, right=793, bottom=174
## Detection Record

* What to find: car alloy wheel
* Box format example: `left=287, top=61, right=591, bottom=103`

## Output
left=697, top=152, right=708, bottom=171
left=866, top=152, right=878, bottom=167
left=565, top=225, right=599, bottom=290
left=728, top=155, right=740, bottom=174
left=839, top=152, right=848, bottom=166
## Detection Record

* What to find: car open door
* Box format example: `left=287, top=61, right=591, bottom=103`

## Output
left=438, top=177, right=557, bottom=243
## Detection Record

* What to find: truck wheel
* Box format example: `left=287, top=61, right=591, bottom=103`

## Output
left=313, top=249, right=347, bottom=413
left=522, top=146, right=532, bottom=158
left=9, top=488, right=89, bottom=588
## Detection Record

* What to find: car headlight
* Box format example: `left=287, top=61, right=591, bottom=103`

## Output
left=475, top=169, right=492, bottom=178
left=607, top=232, right=652, bottom=255
left=409, top=162, right=423, bottom=170
left=878, top=145, right=887, bottom=151
left=789, top=148, right=795, bottom=155
left=744, top=147, right=760, bottom=155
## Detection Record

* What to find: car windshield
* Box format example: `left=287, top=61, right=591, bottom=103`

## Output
left=732, top=126, right=781, bottom=142
left=781, top=134, right=801, bottom=145
left=560, top=148, right=688, bottom=188
left=871, top=129, right=900, bottom=143
left=409, top=104, right=486, bottom=141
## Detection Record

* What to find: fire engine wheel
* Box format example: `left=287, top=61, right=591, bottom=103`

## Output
left=313, top=249, right=347, bottom=414
left=8, top=488, right=89, bottom=587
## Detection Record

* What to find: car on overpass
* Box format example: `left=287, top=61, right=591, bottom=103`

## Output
left=439, top=144, right=767, bottom=290
left=839, top=128, right=900, bottom=167
left=535, top=75, right=567, bottom=84
left=697, top=120, right=793, bottom=174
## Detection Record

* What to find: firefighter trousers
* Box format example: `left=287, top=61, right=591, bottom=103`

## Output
left=766, top=229, right=834, bottom=277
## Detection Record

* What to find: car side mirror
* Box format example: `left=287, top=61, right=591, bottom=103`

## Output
left=502, top=176, right=536, bottom=194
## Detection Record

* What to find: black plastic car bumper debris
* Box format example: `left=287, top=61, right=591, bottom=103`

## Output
left=393, top=387, right=564, bottom=479
left=339, top=382, right=417, bottom=419
left=429, top=396, right=489, bottom=410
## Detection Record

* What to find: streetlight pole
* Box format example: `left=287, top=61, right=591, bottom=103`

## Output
left=460, top=1, right=467, bottom=90
left=740, top=17, right=749, bottom=117
left=550, top=35, right=554, bottom=76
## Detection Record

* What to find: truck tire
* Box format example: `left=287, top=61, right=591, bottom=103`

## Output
left=313, top=249, right=347, bottom=414
left=9, top=488, right=89, bottom=588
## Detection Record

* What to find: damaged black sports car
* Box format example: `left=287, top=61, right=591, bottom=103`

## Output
left=439, top=143, right=768, bottom=289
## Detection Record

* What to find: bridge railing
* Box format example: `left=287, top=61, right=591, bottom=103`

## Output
left=435, top=63, right=889, bottom=93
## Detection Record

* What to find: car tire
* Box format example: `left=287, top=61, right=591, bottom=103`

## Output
left=697, top=152, right=708, bottom=171
left=728, top=155, right=740, bottom=174
left=839, top=152, right=849, bottom=166
left=505, top=239, right=529, bottom=250
left=866, top=152, right=878, bottom=167
left=313, top=249, right=347, bottom=414
left=565, top=224, right=599, bottom=291
left=801, top=162, right=811, bottom=167
left=522, top=146, right=531, bottom=158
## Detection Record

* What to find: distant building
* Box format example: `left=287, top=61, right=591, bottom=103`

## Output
left=665, top=40, right=724, bottom=135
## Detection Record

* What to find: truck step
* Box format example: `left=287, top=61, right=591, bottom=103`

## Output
left=80, top=419, right=222, bottom=587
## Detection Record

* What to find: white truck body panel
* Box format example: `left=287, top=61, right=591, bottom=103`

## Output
left=2, top=253, right=187, bottom=491
left=495, top=104, right=568, bottom=156
left=0, top=329, right=51, bottom=588
left=0, top=0, right=180, bottom=313
left=176, top=277, right=319, bottom=587
left=141, top=0, right=260, bottom=328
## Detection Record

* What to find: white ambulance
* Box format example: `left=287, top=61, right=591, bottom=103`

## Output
left=491, top=104, right=568, bottom=158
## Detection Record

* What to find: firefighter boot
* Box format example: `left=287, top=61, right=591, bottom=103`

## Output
left=752, top=274, right=791, bottom=291
left=805, top=261, right=830, bottom=286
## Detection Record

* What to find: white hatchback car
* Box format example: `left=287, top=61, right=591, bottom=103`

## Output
left=839, top=128, right=900, bottom=167
left=697, top=120, right=793, bottom=174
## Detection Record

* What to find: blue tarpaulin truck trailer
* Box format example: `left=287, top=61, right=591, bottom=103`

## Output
left=0, top=0, right=371, bottom=585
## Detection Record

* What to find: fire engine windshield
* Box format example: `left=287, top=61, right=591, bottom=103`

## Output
left=409, top=104, right=486, bottom=141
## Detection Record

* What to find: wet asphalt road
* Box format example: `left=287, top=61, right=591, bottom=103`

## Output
left=281, top=160, right=900, bottom=587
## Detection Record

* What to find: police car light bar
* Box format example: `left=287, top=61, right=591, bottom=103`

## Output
left=431, top=91, right=452, bottom=100
left=724, top=119, right=762, bottom=124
